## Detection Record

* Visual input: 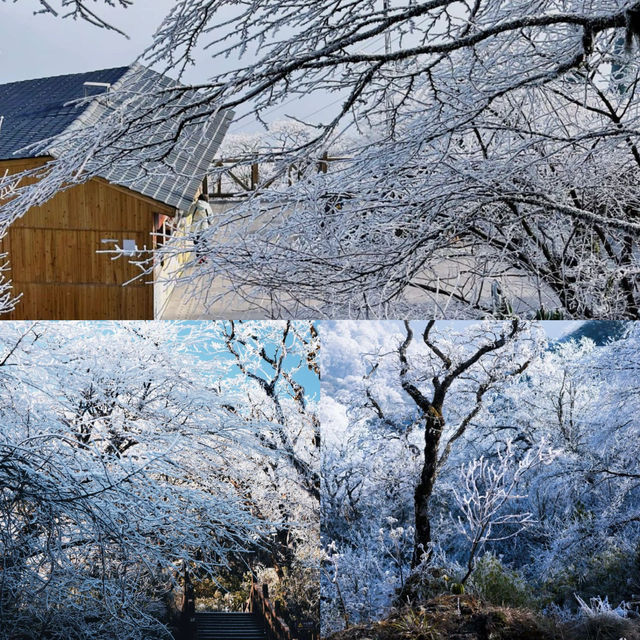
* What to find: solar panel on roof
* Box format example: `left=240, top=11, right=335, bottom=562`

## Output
left=0, top=66, right=129, bottom=159
left=0, top=64, right=233, bottom=210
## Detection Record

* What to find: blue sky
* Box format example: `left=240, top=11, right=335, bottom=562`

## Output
left=176, top=321, right=320, bottom=401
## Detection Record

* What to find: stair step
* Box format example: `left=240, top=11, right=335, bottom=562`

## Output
left=196, top=634, right=265, bottom=636
left=196, top=636, right=266, bottom=639
left=196, top=618, right=262, bottom=628
left=195, top=633, right=266, bottom=636
left=197, top=625, right=264, bottom=628
left=194, top=611, right=268, bottom=640
left=195, top=633, right=265, bottom=634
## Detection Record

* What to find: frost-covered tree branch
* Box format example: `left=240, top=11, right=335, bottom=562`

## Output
left=0, top=321, right=318, bottom=639
left=395, top=319, right=539, bottom=565
left=321, top=321, right=640, bottom=632
left=9, top=0, right=135, bottom=35
left=453, top=440, right=556, bottom=584
left=3, top=1, right=640, bottom=317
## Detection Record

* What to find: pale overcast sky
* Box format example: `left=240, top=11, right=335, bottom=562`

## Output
left=0, top=1, right=338, bottom=133
left=0, top=1, right=176, bottom=81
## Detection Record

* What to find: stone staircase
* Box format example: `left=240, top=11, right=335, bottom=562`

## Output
left=194, top=612, right=268, bottom=640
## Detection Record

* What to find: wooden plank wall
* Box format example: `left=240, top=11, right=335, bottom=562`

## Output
left=0, top=158, right=174, bottom=320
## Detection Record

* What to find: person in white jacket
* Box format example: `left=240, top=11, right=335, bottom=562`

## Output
left=186, top=193, right=213, bottom=261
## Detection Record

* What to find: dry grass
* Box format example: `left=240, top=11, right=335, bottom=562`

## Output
left=567, top=615, right=640, bottom=640
left=325, top=595, right=640, bottom=640
left=325, top=595, right=556, bottom=640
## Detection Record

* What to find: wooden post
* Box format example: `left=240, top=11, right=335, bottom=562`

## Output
left=318, top=151, right=328, bottom=174
left=181, top=568, right=196, bottom=640
left=251, top=163, right=259, bottom=190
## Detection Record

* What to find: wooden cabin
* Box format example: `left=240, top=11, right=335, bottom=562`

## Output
left=0, top=65, right=232, bottom=320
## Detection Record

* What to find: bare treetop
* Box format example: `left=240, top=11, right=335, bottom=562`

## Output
left=20, top=0, right=135, bottom=35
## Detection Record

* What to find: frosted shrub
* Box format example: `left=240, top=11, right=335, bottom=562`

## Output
left=570, top=595, right=640, bottom=640
left=469, top=553, right=536, bottom=609
left=575, top=595, right=631, bottom=620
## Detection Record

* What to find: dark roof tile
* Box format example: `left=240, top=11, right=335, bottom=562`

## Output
left=0, top=65, right=232, bottom=210
left=0, top=67, right=129, bottom=159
